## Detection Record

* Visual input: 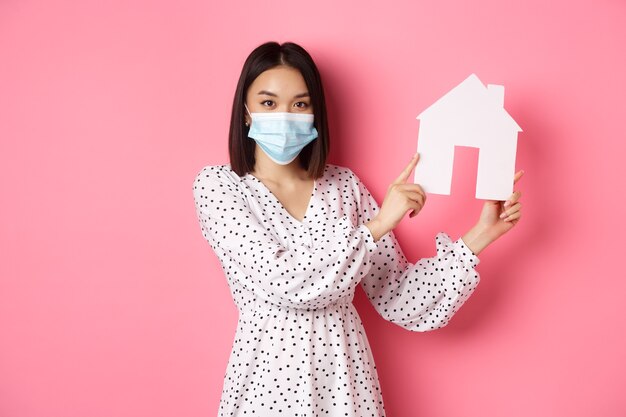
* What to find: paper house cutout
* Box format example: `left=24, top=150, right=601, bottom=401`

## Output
left=413, top=73, right=522, bottom=200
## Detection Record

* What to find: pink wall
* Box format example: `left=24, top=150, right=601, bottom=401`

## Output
left=1, top=1, right=625, bottom=416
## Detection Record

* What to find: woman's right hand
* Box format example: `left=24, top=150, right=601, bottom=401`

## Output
left=366, top=153, right=426, bottom=241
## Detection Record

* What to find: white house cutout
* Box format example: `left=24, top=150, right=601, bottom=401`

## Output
left=413, top=73, right=522, bottom=200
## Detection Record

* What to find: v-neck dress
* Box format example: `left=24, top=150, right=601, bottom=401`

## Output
left=192, top=163, right=481, bottom=417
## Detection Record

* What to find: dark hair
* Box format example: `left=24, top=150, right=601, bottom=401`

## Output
left=228, top=41, right=329, bottom=179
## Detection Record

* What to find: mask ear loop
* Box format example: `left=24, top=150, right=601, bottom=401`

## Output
left=244, top=104, right=251, bottom=126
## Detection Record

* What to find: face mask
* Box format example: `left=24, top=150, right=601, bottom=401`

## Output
left=245, top=104, right=319, bottom=165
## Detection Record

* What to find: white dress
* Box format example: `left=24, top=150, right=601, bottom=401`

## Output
left=192, top=162, right=481, bottom=417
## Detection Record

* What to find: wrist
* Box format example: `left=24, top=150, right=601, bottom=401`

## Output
left=461, top=223, right=495, bottom=256
left=365, top=217, right=389, bottom=242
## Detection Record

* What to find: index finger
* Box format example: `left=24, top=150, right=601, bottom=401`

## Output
left=513, top=169, right=524, bottom=185
left=393, top=153, right=420, bottom=184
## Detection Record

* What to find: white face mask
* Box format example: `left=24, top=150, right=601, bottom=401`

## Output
left=245, top=104, right=319, bottom=165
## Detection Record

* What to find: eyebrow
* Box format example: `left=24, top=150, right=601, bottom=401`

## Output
left=257, top=90, right=310, bottom=99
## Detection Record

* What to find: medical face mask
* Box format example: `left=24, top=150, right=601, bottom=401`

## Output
left=245, top=104, right=319, bottom=165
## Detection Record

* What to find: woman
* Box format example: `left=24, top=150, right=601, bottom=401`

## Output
left=193, top=41, right=523, bottom=416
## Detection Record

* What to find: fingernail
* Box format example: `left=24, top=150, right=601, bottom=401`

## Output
left=500, top=212, right=506, bottom=218
left=504, top=201, right=510, bottom=207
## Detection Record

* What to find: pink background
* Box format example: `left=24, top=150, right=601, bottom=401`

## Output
left=1, top=1, right=625, bottom=416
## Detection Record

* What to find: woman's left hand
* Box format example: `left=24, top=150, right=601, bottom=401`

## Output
left=475, top=170, right=524, bottom=241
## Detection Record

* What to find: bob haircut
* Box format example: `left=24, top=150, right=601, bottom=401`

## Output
left=228, top=41, right=330, bottom=179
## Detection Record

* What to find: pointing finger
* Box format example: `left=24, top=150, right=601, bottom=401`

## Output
left=393, top=153, right=420, bottom=184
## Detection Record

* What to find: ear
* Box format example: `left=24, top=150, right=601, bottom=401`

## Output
left=244, top=103, right=251, bottom=126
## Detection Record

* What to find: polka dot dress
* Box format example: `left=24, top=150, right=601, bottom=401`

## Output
left=192, top=163, right=481, bottom=417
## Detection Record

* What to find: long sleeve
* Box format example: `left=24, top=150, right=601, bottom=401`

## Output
left=193, top=166, right=379, bottom=310
left=351, top=169, right=481, bottom=332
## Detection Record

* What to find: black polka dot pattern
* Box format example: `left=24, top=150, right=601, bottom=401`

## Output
left=192, top=163, right=481, bottom=416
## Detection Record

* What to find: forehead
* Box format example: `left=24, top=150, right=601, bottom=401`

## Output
left=248, top=66, right=308, bottom=95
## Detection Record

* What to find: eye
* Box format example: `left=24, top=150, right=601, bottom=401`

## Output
left=294, top=101, right=310, bottom=109
left=261, top=100, right=274, bottom=107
